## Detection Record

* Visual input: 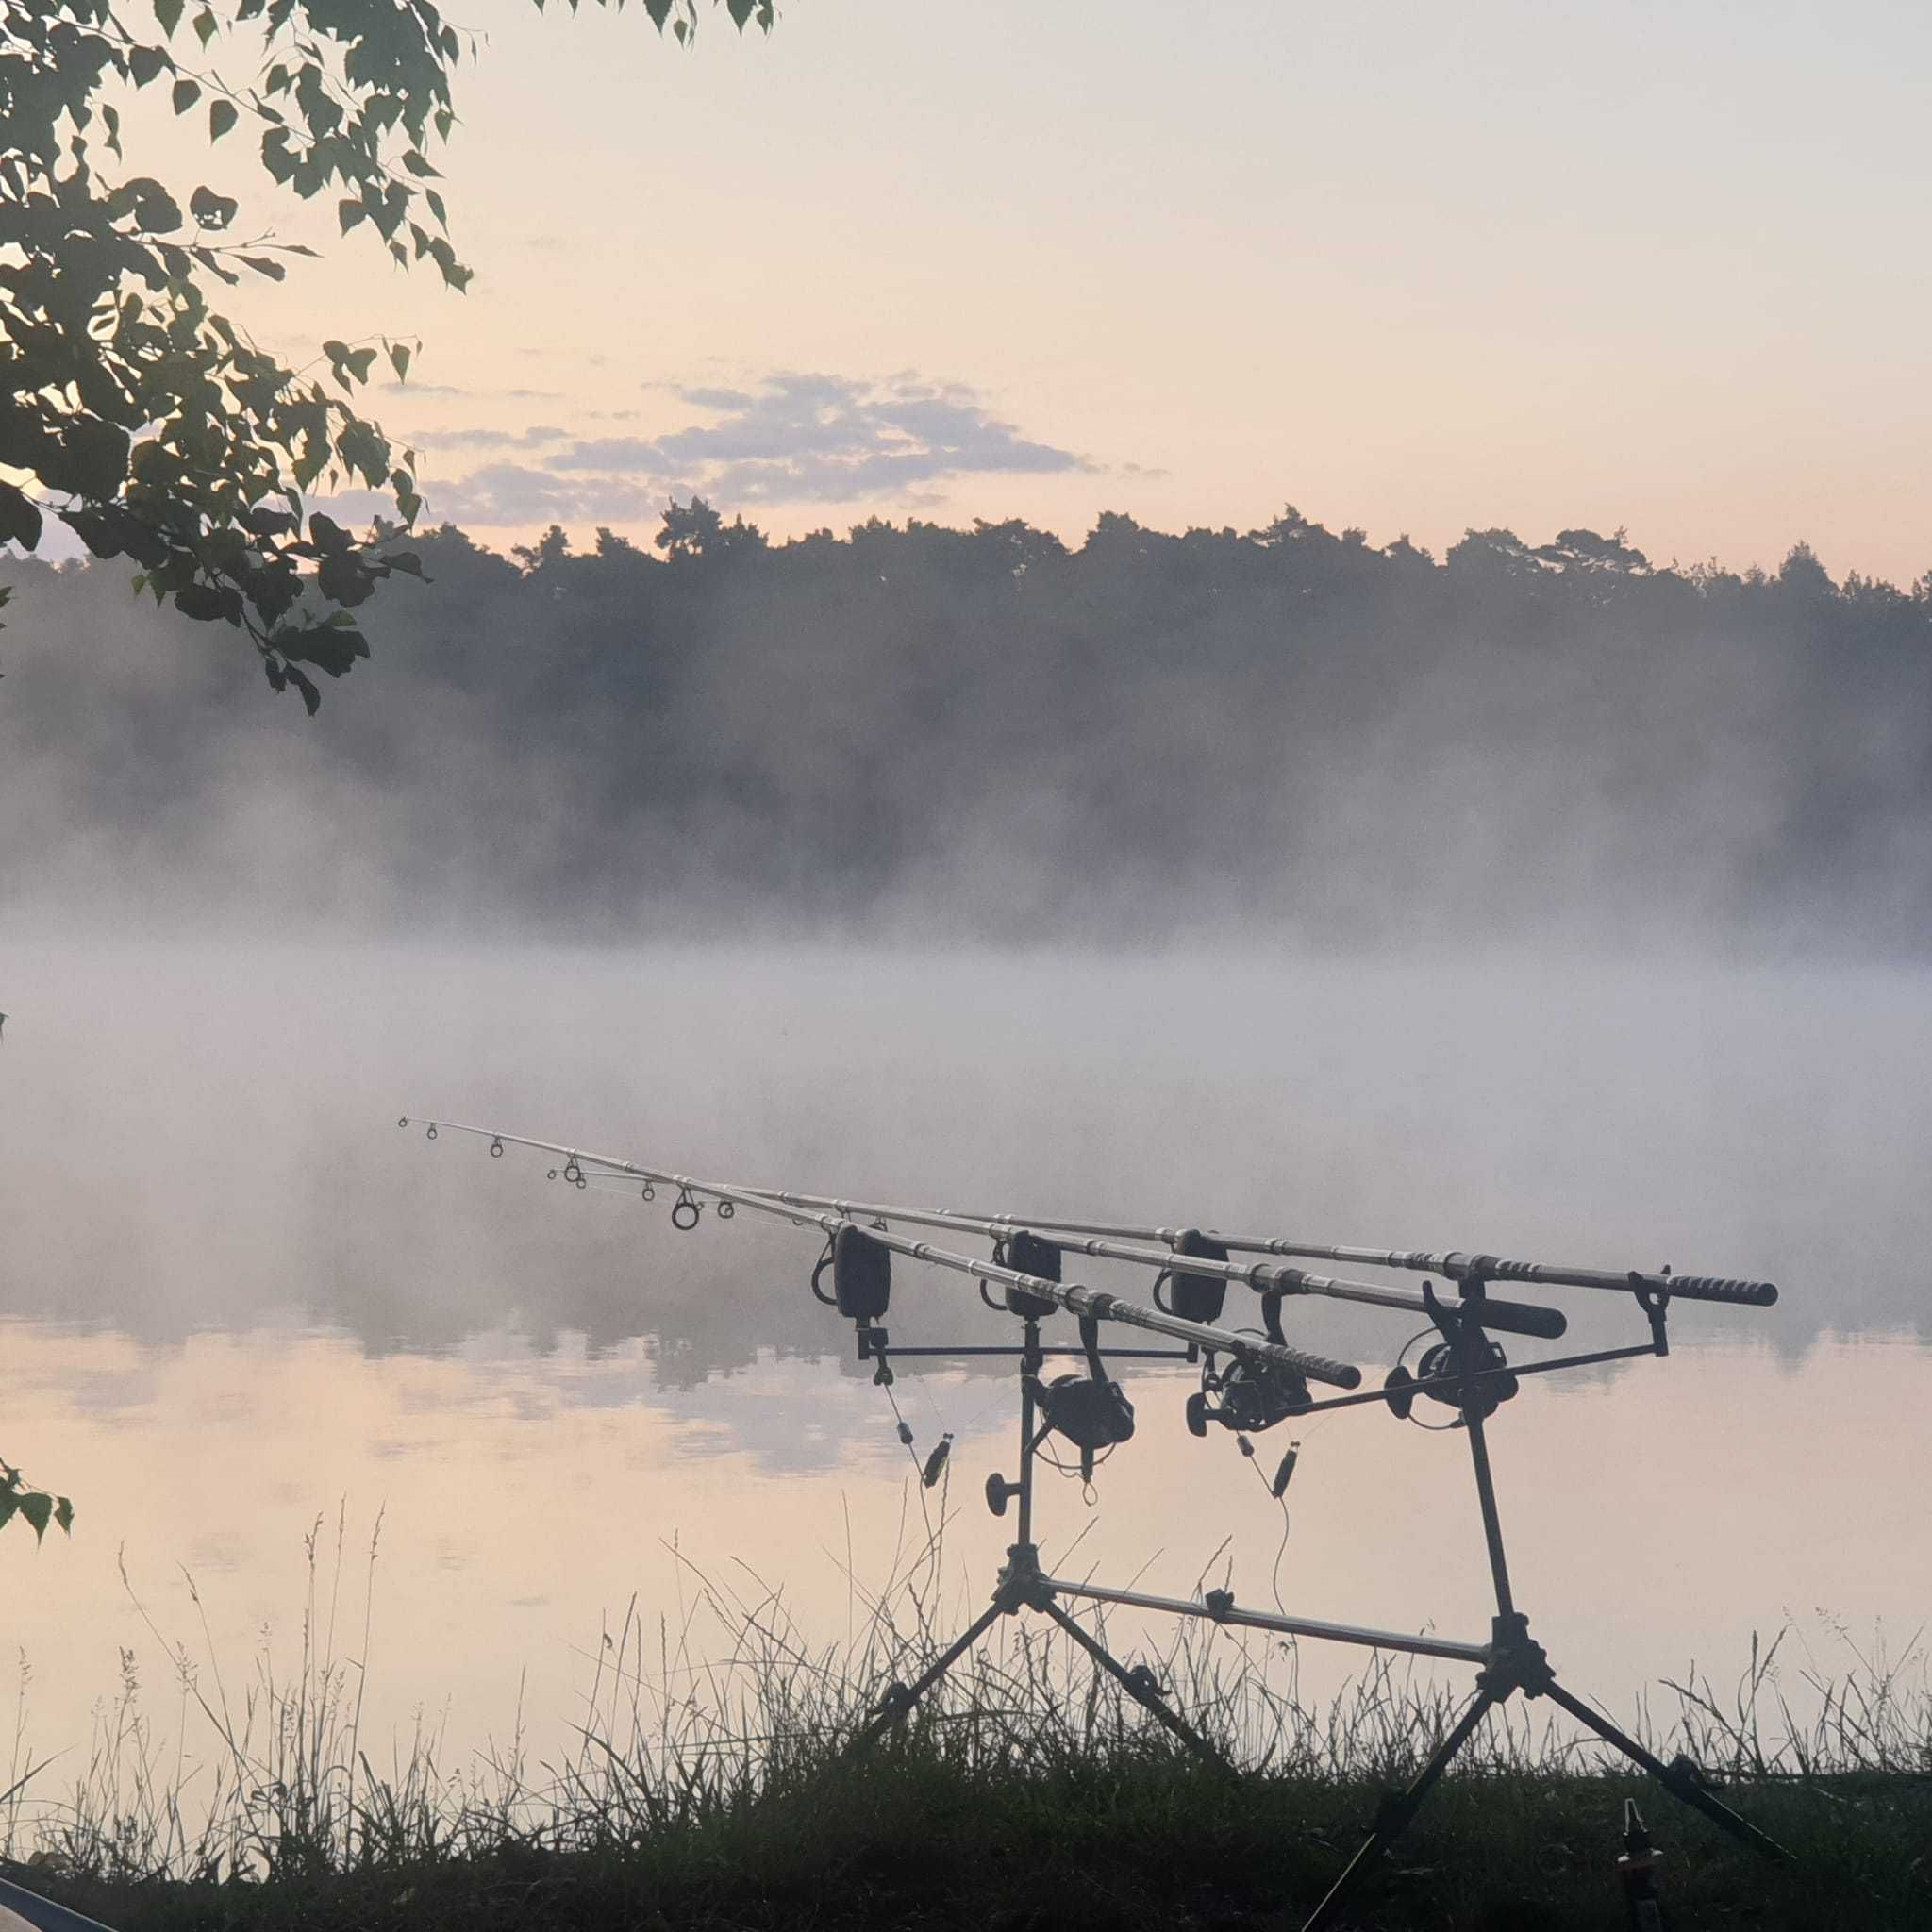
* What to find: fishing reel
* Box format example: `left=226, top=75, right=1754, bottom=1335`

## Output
left=1383, top=1330, right=1519, bottom=1424
left=1186, top=1291, right=1311, bottom=1437
left=1026, top=1313, right=1134, bottom=1483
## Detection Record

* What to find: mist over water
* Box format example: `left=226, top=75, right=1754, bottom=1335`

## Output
left=1, top=934, right=1927, bottom=1788
left=3, top=939, right=1925, bottom=1362
left=5, top=513, right=1931, bottom=949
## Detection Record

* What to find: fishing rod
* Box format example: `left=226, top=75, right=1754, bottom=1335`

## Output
left=716, top=1185, right=1570, bottom=1341
left=399, top=1121, right=1360, bottom=1390
left=858, top=1207, right=1777, bottom=1308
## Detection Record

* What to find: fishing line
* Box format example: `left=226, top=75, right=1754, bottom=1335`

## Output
left=1233, top=1433, right=1296, bottom=1617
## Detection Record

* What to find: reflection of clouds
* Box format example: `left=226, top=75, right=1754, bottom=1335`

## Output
left=186, top=1529, right=250, bottom=1573
left=351, top=1334, right=973, bottom=1477
left=508, top=1338, right=928, bottom=1477
left=19, top=1358, right=160, bottom=1424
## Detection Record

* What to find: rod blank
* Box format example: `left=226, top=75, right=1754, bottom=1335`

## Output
left=728, top=1187, right=1567, bottom=1341
left=1233, top=1246, right=1776, bottom=1308
left=908, top=1210, right=1776, bottom=1310
left=408, top=1121, right=1362, bottom=1389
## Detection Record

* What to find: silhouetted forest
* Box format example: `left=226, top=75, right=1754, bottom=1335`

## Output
left=5, top=502, right=1929, bottom=943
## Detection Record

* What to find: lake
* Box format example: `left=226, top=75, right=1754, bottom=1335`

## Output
left=1, top=938, right=1925, bottom=1796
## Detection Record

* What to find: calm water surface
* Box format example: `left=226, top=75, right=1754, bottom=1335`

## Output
left=1, top=941, right=1925, bottom=1779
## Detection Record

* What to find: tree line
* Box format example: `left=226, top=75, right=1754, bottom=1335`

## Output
left=5, top=500, right=1928, bottom=944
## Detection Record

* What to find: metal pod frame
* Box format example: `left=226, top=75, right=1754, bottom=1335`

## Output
left=405, top=1116, right=1788, bottom=1931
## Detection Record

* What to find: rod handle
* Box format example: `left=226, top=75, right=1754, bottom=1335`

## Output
left=1637, top=1273, right=1778, bottom=1307
left=1457, top=1296, right=1568, bottom=1340
left=1286, top=1348, right=1362, bottom=1390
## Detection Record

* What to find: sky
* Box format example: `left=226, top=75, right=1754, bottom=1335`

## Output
left=133, top=0, right=1932, bottom=577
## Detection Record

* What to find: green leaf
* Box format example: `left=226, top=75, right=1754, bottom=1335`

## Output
left=128, top=44, right=167, bottom=86
left=172, top=76, right=201, bottom=114
left=338, top=198, right=368, bottom=233
left=192, top=7, right=216, bottom=45
left=387, top=341, right=410, bottom=382
left=175, top=583, right=242, bottom=624
left=54, top=1498, right=75, bottom=1536
left=260, top=126, right=296, bottom=184
left=239, top=255, right=287, bottom=280
left=19, top=1493, right=52, bottom=1543
left=0, top=1494, right=16, bottom=1535
left=153, top=0, right=183, bottom=37
left=209, top=99, right=238, bottom=141
left=0, top=483, right=42, bottom=551
left=277, top=614, right=371, bottom=670
left=190, top=184, right=238, bottom=228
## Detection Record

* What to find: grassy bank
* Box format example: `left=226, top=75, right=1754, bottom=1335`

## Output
left=4, top=1519, right=1927, bottom=1929
left=13, top=1745, right=1932, bottom=1931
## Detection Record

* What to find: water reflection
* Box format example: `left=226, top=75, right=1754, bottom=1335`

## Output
left=2, top=1321, right=1925, bottom=1789
left=0, top=940, right=1925, bottom=1780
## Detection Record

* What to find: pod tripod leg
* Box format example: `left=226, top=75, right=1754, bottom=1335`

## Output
left=1538, top=1678, right=1788, bottom=1860
left=1302, top=1684, right=1501, bottom=1932
left=1041, top=1597, right=1232, bottom=1774
left=849, top=1595, right=1007, bottom=1752
left=1303, top=1326, right=1785, bottom=1931
left=854, top=1327, right=1228, bottom=1768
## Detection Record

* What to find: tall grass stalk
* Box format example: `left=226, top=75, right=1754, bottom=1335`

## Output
left=3, top=1499, right=1925, bottom=1889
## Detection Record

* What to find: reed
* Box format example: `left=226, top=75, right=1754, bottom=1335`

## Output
left=3, top=1505, right=1926, bottom=1929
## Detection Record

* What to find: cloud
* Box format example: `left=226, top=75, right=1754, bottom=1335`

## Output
left=421, top=462, right=659, bottom=528
left=620, top=372, right=1091, bottom=500
left=416, top=374, right=1091, bottom=525
left=410, top=424, right=572, bottom=452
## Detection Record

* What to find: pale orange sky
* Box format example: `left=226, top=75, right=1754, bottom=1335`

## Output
left=125, top=0, right=1932, bottom=578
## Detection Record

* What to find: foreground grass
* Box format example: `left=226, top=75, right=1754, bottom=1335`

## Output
left=4, top=1510, right=1927, bottom=1929
left=15, top=1753, right=1932, bottom=1932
